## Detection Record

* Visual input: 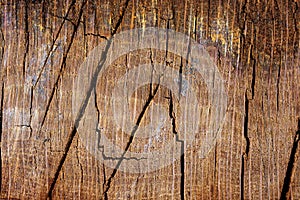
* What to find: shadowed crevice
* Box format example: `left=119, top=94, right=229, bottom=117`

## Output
left=276, top=64, right=281, bottom=111
left=241, top=92, right=251, bottom=200
left=111, top=0, right=131, bottom=36
left=167, top=90, right=185, bottom=200
left=22, top=1, right=29, bottom=78
left=47, top=0, right=132, bottom=199
left=102, top=83, right=160, bottom=199
left=250, top=47, right=256, bottom=99
left=280, top=118, right=300, bottom=200
left=240, top=155, right=245, bottom=200
left=243, top=93, right=250, bottom=156
left=39, top=0, right=86, bottom=131
left=46, top=1, right=88, bottom=199
left=0, top=82, right=4, bottom=193
left=33, top=0, right=77, bottom=89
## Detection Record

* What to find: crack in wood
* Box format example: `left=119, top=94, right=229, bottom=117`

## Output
left=95, top=127, right=146, bottom=161
left=103, top=83, right=160, bottom=199
left=46, top=1, right=88, bottom=198
left=39, top=0, right=86, bottom=132
left=236, top=0, right=248, bottom=71
left=33, top=0, right=77, bottom=89
left=46, top=0, right=132, bottom=198
left=250, top=45, right=256, bottom=99
left=243, top=92, right=250, bottom=157
left=76, top=139, right=84, bottom=185
left=84, top=33, right=108, bottom=40
left=28, top=87, right=33, bottom=137
left=276, top=60, right=281, bottom=111
left=0, top=0, right=299, bottom=199
left=241, top=91, right=251, bottom=200
left=292, top=2, right=299, bottom=59
left=111, top=0, right=131, bottom=36
left=167, top=90, right=185, bottom=200
left=16, top=88, right=34, bottom=137
left=280, top=118, right=300, bottom=200
left=0, top=82, right=4, bottom=193
left=22, top=1, right=29, bottom=78
left=0, top=21, right=4, bottom=195
left=49, top=14, right=82, bottom=27
left=102, top=163, right=107, bottom=200
left=0, top=30, right=4, bottom=195
left=240, top=155, right=245, bottom=200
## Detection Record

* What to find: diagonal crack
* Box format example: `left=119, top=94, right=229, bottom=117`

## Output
left=280, top=118, right=300, bottom=200
left=46, top=0, right=131, bottom=198
left=39, top=0, right=86, bottom=132
left=110, top=0, right=131, bottom=36
left=102, top=83, right=160, bottom=199
left=33, top=0, right=76, bottom=89
left=46, top=1, right=88, bottom=198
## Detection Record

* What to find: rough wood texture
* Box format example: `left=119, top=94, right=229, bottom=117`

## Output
left=0, top=0, right=299, bottom=199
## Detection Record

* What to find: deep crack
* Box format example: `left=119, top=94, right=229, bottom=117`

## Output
left=40, top=0, right=87, bottom=132
left=0, top=82, right=4, bottom=193
left=22, top=1, right=29, bottom=78
left=102, top=83, right=160, bottom=198
left=167, top=90, right=185, bottom=200
left=280, top=118, right=300, bottom=200
left=46, top=1, right=88, bottom=198
left=46, top=0, right=132, bottom=198
left=241, top=91, right=251, bottom=200
left=33, top=0, right=76, bottom=89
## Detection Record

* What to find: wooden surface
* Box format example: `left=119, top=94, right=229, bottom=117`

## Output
left=0, top=0, right=299, bottom=199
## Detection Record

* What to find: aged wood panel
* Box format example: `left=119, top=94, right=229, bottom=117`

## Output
left=0, top=0, right=299, bottom=199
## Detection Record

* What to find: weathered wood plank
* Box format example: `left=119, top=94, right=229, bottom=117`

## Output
left=0, top=0, right=299, bottom=199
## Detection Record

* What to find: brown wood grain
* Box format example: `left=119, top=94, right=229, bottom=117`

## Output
left=0, top=0, right=299, bottom=199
